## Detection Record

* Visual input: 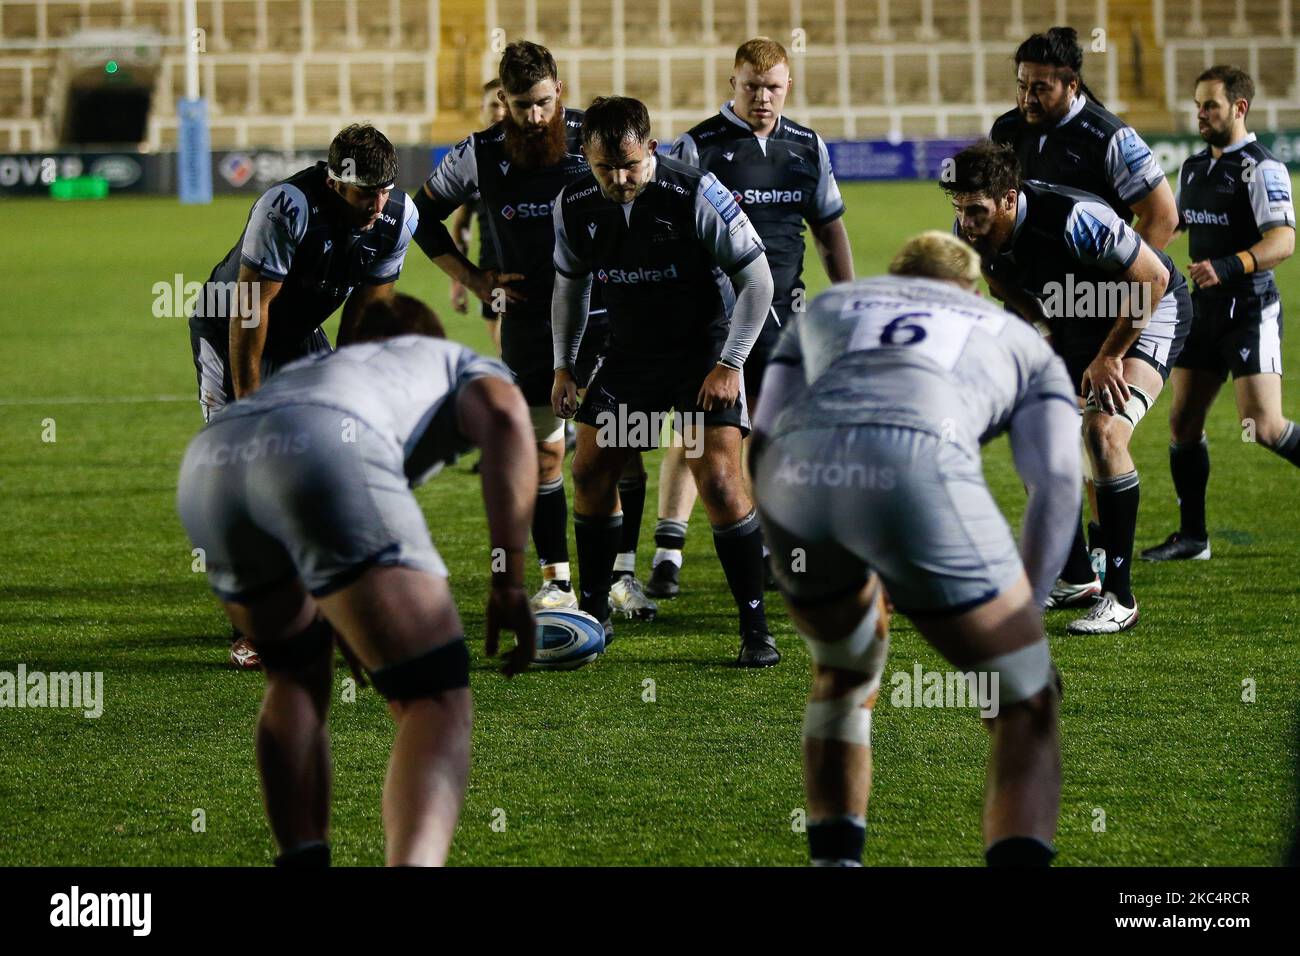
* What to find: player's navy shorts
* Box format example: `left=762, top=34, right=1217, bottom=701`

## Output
left=1175, top=288, right=1283, bottom=379
left=1051, top=282, right=1192, bottom=392
left=754, top=423, right=1023, bottom=615
left=501, top=308, right=606, bottom=406
left=574, top=340, right=750, bottom=443
left=176, top=402, right=446, bottom=602
left=190, top=325, right=331, bottom=423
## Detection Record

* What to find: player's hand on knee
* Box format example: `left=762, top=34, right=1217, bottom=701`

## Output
left=1081, top=355, right=1130, bottom=415
left=697, top=363, right=741, bottom=411
left=552, top=369, right=578, bottom=419
left=485, top=583, right=536, bottom=677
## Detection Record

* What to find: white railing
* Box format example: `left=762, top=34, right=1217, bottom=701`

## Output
left=1163, top=38, right=1300, bottom=130
left=0, top=0, right=1149, bottom=150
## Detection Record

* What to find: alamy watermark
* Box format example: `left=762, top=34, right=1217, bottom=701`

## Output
left=152, top=274, right=261, bottom=326
left=1041, top=274, right=1153, bottom=328
left=1, top=665, right=103, bottom=718
left=889, top=663, right=999, bottom=718
left=593, top=406, right=706, bottom=458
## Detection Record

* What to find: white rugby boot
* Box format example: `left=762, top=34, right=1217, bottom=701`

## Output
left=1066, top=591, right=1139, bottom=634
left=1044, top=576, right=1103, bottom=609
left=530, top=578, right=578, bottom=611
left=609, top=574, right=658, bottom=621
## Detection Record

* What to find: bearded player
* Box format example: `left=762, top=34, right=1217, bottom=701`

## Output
left=412, top=41, right=651, bottom=616
left=1142, top=66, right=1298, bottom=561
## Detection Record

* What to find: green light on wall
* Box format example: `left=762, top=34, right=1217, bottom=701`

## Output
left=105, top=60, right=119, bottom=74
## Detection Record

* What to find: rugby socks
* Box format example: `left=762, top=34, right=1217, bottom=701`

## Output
left=1269, top=420, right=1300, bottom=466
left=614, top=474, right=647, bottom=578
left=274, top=841, right=330, bottom=867
left=575, top=511, right=622, bottom=621
left=984, top=835, right=1056, bottom=867
left=533, top=477, right=571, bottom=581
left=1060, top=507, right=1097, bottom=584
left=1170, top=436, right=1210, bottom=540
left=712, top=510, right=769, bottom=634
left=808, top=815, right=866, bottom=867
left=1094, top=471, right=1141, bottom=607
left=653, top=517, right=689, bottom=569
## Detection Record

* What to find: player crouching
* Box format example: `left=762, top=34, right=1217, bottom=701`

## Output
left=752, top=233, right=1080, bottom=865
left=176, top=294, right=537, bottom=866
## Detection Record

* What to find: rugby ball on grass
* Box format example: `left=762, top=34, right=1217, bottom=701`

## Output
left=532, top=608, right=605, bottom=670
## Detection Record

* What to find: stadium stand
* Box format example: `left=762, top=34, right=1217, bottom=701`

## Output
left=0, top=0, right=1296, bottom=150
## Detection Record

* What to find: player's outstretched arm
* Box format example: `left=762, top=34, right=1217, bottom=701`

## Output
left=1008, top=380, right=1085, bottom=609
left=229, top=264, right=282, bottom=398
left=456, top=376, right=538, bottom=675
left=550, top=270, right=591, bottom=417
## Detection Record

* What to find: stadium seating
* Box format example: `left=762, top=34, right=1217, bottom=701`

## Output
left=0, top=0, right=1296, bottom=150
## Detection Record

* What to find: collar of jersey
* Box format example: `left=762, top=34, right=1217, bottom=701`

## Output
left=1055, top=93, right=1088, bottom=129
left=1011, top=190, right=1028, bottom=244
left=1218, top=131, right=1258, bottom=155
left=721, top=100, right=773, bottom=138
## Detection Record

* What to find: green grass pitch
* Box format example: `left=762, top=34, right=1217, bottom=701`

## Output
left=0, top=179, right=1297, bottom=866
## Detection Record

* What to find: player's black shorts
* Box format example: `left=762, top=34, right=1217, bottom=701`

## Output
left=189, top=324, right=331, bottom=422
left=743, top=300, right=795, bottom=398
left=1175, top=289, right=1283, bottom=380
left=574, top=341, right=750, bottom=444
left=500, top=310, right=606, bottom=406
left=1052, top=283, right=1192, bottom=393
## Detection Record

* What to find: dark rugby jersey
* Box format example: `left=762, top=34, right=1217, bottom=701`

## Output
left=552, top=154, right=766, bottom=359
left=671, top=102, right=844, bottom=309
left=420, top=108, right=592, bottom=316
left=189, top=161, right=417, bottom=359
left=1177, top=132, right=1295, bottom=298
left=984, top=180, right=1186, bottom=320
left=991, top=95, right=1166, bottom=223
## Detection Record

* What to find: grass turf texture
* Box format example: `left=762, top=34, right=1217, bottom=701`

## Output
left=0, top=180, right=1297, bottom=866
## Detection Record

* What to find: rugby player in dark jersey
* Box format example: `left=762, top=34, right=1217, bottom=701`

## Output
left=945, top=140, right=1192, bottom=634
left=1141, top=65, right=1298, bottom=561
left=550, top=96, right=780, bottom=666
left=647, top=36, right=854, bottom=602
left=412, top=42, right=643, bottom=616
left=187, top=123, right=418, bottom=668
left=990, top=27, right=1181, bottom=609
left=448, top=78, right=508, bottom=353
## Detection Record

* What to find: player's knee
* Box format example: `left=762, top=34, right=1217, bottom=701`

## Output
left=979, top=645, right=1059, bottom=728
left=571, top=456, right=615, bottom=500
left=694, top=467, right=745, bottom=514
left=369, top=639, right=470, bottom=703
left=800, top=598, right=890, bottom=748
left=1169, top=407, right=1206, bottom=445
left=1083, top=415, right=1128, bottom=463
left=252, top=616, right=334, bottom=676
left=1248, top=414, right=1288, bottom=448
left=536, top=440, right=564, bottom=481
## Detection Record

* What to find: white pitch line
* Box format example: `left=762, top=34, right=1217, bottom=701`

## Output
left=0, top=394, right=193, bottom=407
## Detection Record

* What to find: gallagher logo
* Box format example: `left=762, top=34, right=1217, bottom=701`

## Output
left=596, top=264, right=679, bottom=283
